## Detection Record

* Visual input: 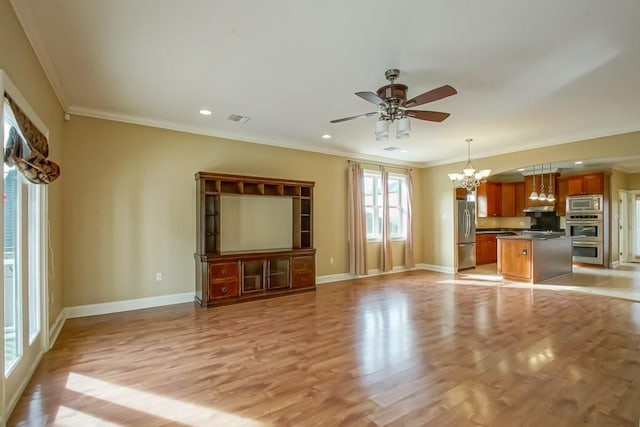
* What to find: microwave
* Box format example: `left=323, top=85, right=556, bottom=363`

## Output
left=566, top=195, right=603, bottom=213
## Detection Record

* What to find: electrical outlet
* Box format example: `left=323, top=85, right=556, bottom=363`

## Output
left=330, top=257, right=334, bottom=264
left=155, top=272, right=163, bottom=281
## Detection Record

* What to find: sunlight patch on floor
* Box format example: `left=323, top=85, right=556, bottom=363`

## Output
left=63, top=372, right=263, bottom=427
left=54, top=406, right=120, bottom=427
left=451, top=263, right=640, bottom=302
left=438, top=278, right=503, bottom=287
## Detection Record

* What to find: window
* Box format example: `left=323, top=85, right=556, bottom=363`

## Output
left=364, top=171, right=407, bottom=240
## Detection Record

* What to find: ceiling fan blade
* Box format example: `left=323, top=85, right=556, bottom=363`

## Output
left=405, top=110, right=451, bottom=122
left=330, top=112, right=378, bottom=123
left=355, top=91, right=387, bottom=106
left=405, top=85, right=457, bottom=108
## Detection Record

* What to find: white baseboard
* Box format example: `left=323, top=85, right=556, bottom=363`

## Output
left=316, top=265, right=453, bottom=284
left=48, top=308, right=67, bottom=349
left=367, top=265, right=415, bottom=275
left=316, top=273, right=354, bottom=284
left=65, top=292, right=194, bottom=319
left=415, top=263, right=455, bottom=274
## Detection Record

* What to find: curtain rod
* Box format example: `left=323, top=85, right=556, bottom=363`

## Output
left=347, top=159, right=412, bottom=171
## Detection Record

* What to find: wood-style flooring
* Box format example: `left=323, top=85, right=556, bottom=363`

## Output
left=8, top=270, right=640, bottom=426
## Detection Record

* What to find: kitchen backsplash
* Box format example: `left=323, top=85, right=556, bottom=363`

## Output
left=477, top=216, right=532, bottom=229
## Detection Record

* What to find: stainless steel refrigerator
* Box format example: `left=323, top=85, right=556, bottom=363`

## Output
left=456, top=200, right=476, bottom=270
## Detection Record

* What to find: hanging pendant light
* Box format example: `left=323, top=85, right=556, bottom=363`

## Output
left=538, top=163, right=546, bottom=201
left=529, top=164, right=538, bottom=200
left=546, top=163, right=555, bottom=202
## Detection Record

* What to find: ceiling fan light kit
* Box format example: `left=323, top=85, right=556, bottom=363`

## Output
left=330, top=69, right=457, bottom=141
left=375, top=119, right=390, bottom=141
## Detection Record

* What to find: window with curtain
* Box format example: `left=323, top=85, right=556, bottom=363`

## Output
left=363, top=171, right=407, bottom=240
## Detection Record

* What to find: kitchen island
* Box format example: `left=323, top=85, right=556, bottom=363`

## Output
left=497, top=233, right=572, bottom=283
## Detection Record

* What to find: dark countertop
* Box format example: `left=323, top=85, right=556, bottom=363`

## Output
left=477, top=228, right=565, bottom=235
left=476, top=229, right=527, bottom=234
left=497, top=233, right=569, bottom=241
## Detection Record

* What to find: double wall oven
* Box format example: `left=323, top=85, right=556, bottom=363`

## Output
left=565, top=195, right=604, bottom=265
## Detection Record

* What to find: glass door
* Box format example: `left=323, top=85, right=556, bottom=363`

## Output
left=268, top=258, right=289, bottom=290
left=242, top=261, right=265, bottom=293
left=2, top=95, right=47, bottom=405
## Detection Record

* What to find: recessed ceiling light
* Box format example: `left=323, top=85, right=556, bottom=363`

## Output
left=517, top=168, right=525, bottom=171
left=401, top=150, right=408, bottom=153
left=574, top=160, right=584, bottom=165
left=199, top=109, right=212, bottom=116
left=321, top=134, right=331, bottom=139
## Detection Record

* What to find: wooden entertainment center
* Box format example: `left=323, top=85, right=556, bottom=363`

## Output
left=194, top=172, right=316, bottom=307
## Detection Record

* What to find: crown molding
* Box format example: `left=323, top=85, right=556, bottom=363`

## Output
left=67, top=105, right=423, bottom=168
left=419, top=126, right=640, bottom=169
left=9, top=0, right=70, bottom=110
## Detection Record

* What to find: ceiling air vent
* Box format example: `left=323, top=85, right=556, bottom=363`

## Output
left=226, top=114, right=250, bottom=123
left=383, top=146, right=400, bottom=151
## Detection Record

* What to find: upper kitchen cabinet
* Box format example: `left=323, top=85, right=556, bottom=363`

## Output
left=556, top=178, right=569, bottom=216
left=477, top=182, right=501, bottom=217
left=564, top=172, right=605, bottom=196
left=501, top=182, right=526, bottom=217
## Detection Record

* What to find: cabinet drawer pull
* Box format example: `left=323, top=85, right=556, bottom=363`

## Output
left=221, top=286, right=228, bottom=294
left=221, top=269, right=227, bottom=276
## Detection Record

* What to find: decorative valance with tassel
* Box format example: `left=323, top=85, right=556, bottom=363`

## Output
left=3, top=94, right=60, bottom=184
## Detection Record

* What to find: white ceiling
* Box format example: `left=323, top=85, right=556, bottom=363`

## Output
left=11, top=0, right=640, bottom=167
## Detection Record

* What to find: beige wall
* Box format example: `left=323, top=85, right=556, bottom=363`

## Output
left=422, top=132, right=640, bottom=268
left=62, top=116, right=423, bottom=306
left=627, top=173, right=640, bottom=189
left=0, top=0, right=65, bottom=326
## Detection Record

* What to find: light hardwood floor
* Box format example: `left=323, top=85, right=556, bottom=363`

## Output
left=8, top=269, right=640, bottom=426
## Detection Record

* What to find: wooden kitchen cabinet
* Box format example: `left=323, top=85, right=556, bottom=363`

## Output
left=556, top=178, right=568, bottom=216
left=477, top=182, right=502, bottom=217
left=565, top=172, right=605, bottom=196
left=500, top=182, right=526, bottom=217
left=515, top=182, right=526, bottom=216
left=501, top=183, right=516, bottom=217
left=477, top=233, right=498, bottom=265
left=497, top=239, right=532, bottom=281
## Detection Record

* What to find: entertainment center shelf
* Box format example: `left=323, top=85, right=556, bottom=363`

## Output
left=195, top=172, right=315, bottom=308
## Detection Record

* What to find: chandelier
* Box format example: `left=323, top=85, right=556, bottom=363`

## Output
left=448, top=138, right=491, bottom=191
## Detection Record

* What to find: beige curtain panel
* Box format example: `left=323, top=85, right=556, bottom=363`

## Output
left=404, top=169, right=415, bottom=268
left=348, top=162, right=368, bottom=275
left=4, top=94, right=60, bottom=184
left=380, top=169, right=393, bottom=272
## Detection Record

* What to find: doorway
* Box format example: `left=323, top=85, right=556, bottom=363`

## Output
left=619, top=190, right=640, bottom=263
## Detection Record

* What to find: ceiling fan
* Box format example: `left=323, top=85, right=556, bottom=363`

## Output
left=330, top=69, right=457, bottom=124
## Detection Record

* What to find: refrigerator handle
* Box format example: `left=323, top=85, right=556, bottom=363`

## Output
left=464, top=209, right=470, bottom=237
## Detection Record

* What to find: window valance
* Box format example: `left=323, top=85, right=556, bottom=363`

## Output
left=3, top=94, right=60, bottom=184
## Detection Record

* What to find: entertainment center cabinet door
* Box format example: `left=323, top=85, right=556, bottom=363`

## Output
left=208, top=261, right=239, bottom=300
left=291, top=255, right=315, bottom=288
left=268, top=258, right=290, bottom=290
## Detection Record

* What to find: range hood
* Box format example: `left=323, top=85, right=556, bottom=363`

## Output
left=522, top=205, right=556, bottom=213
